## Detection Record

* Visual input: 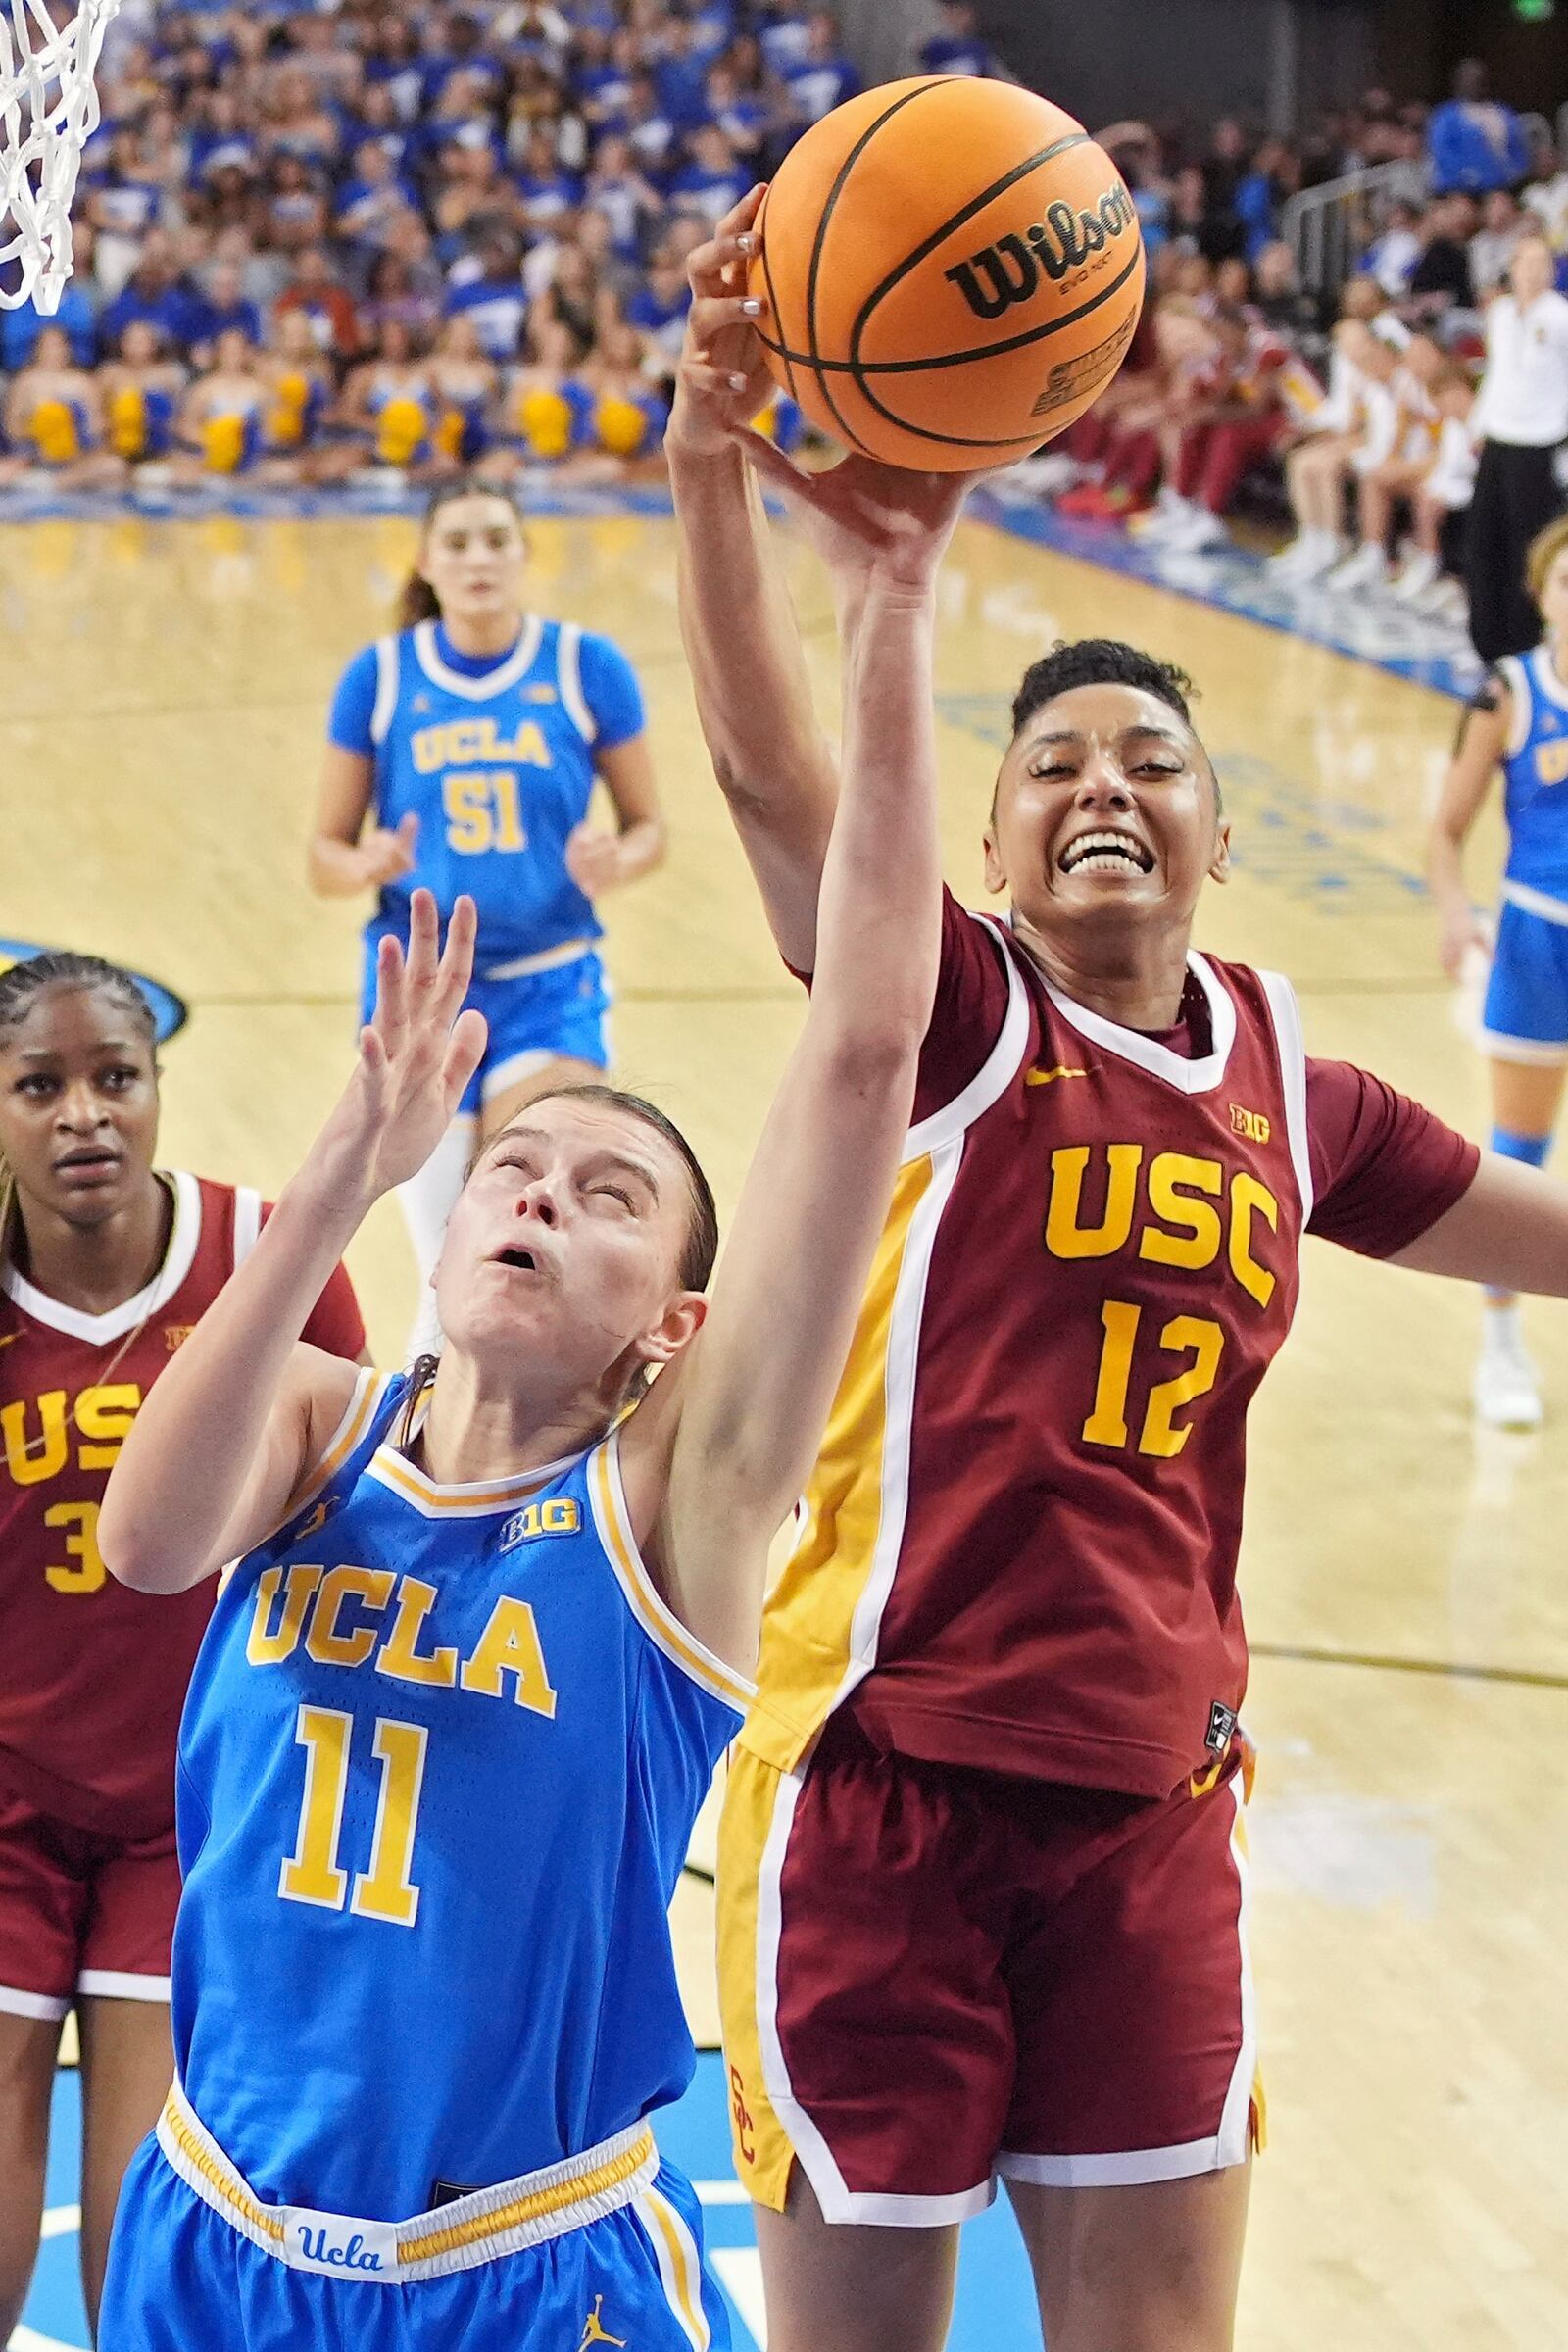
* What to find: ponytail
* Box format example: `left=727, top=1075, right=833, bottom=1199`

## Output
left=395, top=470, right=528, bottom=631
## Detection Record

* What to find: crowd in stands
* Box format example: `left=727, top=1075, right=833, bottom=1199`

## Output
left=2, top=9, right=1563, bottom=653
left=2, top=0, right=992, bottom=487
left=1027, top=62, right=1568, bottom=633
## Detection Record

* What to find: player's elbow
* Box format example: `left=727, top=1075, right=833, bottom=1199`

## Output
left=97, top=1501, right=164, bottom=1592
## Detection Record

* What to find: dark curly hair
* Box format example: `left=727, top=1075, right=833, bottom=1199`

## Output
left=999, top=639, right=1219, bottom=819
left=1010, top=639, right=1197, bottom=738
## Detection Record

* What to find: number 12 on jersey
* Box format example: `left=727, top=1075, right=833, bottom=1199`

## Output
left=1083, top=1299, right=1225, bottom=1458
left=278, top=1704, right=428, bottom=1928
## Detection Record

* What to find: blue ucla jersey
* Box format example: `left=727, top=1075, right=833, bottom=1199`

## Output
left=1498, top=647, right=1568, bottom=905
left=330, top=617, right=645, bottom=970
left=172, top=1371, right=749, bottom=2220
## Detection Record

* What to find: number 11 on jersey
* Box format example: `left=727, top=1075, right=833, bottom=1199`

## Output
left=279, top=1703, right=429, bottom=1928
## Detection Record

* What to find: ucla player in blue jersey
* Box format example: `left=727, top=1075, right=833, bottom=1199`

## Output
left=1431, top=514, right=1568, bottom=1426
left=95, top=452, right=967, bottom=2351
left=311, top=472, right=664, bottom=1356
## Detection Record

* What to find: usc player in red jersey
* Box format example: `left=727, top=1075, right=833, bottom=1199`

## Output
left=0, top=953, right=367, bottom=2340
left=669, top=198, right=1568, bottom=2352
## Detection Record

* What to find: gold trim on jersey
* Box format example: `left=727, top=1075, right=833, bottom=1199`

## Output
left=739, top=1150, right=948, bottom=1775
left=157, top=2082, right=660, bottom=2281
left=588, top=1437, right=755, bottom=1717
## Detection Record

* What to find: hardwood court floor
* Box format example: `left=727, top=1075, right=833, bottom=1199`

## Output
left=2, top=504, right=1565, bottom=2349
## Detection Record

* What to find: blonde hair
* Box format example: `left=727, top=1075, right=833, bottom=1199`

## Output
left=1527, top=513, right=1568, bottom=606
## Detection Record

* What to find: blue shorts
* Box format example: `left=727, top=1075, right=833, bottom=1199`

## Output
left=1482, top=895, right=1568, bottom=1063
left=102, top=2127, right=732, bottom=2352
left=361, top=942, right=612, bottom=1118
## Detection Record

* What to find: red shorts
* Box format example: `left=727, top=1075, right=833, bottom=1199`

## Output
left=0, top=1788, right=177, bottom=2020
left=719, top=1714, right=1260, bottom=2224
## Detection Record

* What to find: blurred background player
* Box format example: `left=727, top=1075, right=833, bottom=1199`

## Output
left=309, top=474, right=662, bottom=1357
left=0, top=953, right=364, bottom=2342
left=1429, top=514, right=1568, bottom=1427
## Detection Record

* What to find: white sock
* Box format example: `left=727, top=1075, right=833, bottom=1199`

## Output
left=1483, top=1298, right=1522, bottom=1349
left=395, top=1112, right=478, bottom=1363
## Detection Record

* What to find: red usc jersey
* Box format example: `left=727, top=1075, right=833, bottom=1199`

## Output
left=0, top=1172, right=365, bottom=1838
left=745, top=896, right=1478, bottom=1800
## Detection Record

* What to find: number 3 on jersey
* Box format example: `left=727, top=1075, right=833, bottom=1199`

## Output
left=1083, top=1299, right=1225, bottom=1458
left=279, top=1704, right=428, bottom=1928
left=443, top=768, right=527, bottom=855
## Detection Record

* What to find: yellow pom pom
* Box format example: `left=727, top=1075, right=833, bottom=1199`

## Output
left=595, top=394, right=648, bottom=458
left=31, top=397, right=80, bottom=464
left=203, top=413, right=247, bottom=474
left=519, top=385, right=574, bottom=459
left=109, top=385, right=147, bottom=460
left=376, top=393, right=429, bottom=466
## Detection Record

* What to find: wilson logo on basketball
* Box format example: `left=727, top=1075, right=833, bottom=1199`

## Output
left=944, top=184, right=1137, bottom=321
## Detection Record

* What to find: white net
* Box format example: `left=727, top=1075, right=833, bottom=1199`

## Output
left=0, top=0, right=122, bottom=312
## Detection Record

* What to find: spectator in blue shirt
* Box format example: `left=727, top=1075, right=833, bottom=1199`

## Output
left=656, top=17, right=714, bottom=133
left=99, top=233, right=203, bottom=356
left=624, top=74, right=677, bottom=178
left=918, top=0, right=993, bottom=78
left=584, top=133, right=667, bottom=261
left=336, top=142, right=421, bottom=249
left=785, top=13, right=861, bottom=125
left=185, top=259, right=264, bottom=362
left=444, top=234, right=529, bottom=359
left=668, top=125, right=750, bottom=231
left=514, top=127, right=585, bottom=229
left=0, top=258, right=99, bottom=373
left=757, top=3, right=812, bottom=75
left=706, top=59, right=772, bottom=162
left=625, top=244, right=693, bottom=360
left=1429, top=59, right=1531, bottom=196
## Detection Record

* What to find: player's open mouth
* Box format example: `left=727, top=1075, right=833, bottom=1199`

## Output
left=496, top=1246, right=539, bottom=1273
left=1056, top=828, right=1154, bottom=876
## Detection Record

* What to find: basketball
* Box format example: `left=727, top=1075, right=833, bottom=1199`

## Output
left=751, top=77, right=1146, bottom=472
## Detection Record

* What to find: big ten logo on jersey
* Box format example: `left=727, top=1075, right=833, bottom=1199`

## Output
left=500, top=1495, right=581, bottom=1551
left=1043, top=1144, right=1283, bottom=1464
left=1537, top=735, right=1568, bottom=786
left=2, top=1384, right=141, bottom=1592
left=245, top=1561, right=559, bottom=1718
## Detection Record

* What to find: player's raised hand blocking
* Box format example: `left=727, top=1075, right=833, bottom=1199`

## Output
left=318, top=889, right=488, bottom=1201
left=668, top=185, right=773, bottom=457
left=737, top=437, right=976, bottom=595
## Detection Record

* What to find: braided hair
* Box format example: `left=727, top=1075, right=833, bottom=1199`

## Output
left=0, top=953, right=159, bottom=1266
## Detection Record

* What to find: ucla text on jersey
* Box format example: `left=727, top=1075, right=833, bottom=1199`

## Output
left=367, top=619, right=629, bottom=969
left=171, top=1369, right=751, bottom=2222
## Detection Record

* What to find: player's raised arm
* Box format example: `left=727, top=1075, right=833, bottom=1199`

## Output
left=100, top=895, right=486, bottom=1592
left=667, top=191, right=840, bottom=973
left=630, top=454, right=968, bottom=1671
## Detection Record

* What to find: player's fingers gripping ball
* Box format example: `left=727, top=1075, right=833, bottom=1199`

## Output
left=751, top=77, right=1146, bottom=471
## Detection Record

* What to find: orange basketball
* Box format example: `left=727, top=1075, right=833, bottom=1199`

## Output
left=751, top=77, right=1146, bottom=472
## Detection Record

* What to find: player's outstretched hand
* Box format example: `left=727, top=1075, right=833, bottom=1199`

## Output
left=736, top=438, right=978, bottom=594
left=313, top=891, right=487, bottom=1201
left=1438, top=901, right=1492, bottom=983
left=668, top=184, right=773, bottom=459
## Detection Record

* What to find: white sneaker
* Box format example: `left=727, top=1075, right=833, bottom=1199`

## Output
left=1391, top=548, right=1440, bottom=602
left=1163, top=505, right=1231, bottom=553
left=1473, top=1333, right=1544, bottom=1429
left=1130, top=488, right=1191, bottom=539
left=1266, top=533, right=1315, bottom=577
left=1326, top=541, right=1390, bottom=592
left=1417, top=576, right=1468, bottom=624
left=1290, top=532, right=1348, bottom=584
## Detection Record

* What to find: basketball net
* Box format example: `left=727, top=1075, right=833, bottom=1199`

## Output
left=0, top=0, right=122, bottom=313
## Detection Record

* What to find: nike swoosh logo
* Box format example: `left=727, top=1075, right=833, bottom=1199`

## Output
left=1025, top=1064, right=1089, bottom=1087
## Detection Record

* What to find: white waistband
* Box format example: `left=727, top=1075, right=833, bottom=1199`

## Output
left=482, top=938, right=596, bottom=981
left=1501, top=878, right=1568, bottom=927
left=156, top=2081, right=659, bottom=2284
